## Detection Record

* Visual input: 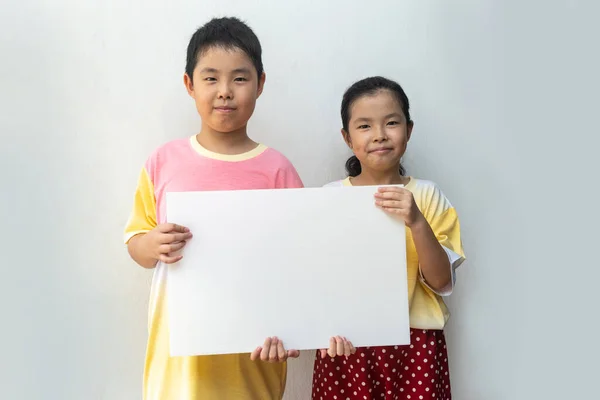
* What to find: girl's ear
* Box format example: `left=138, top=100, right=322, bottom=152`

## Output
left=341, top=129, right=352, bottom=149
left=256, top=72, right=266, bottom=98
left=407, top=120, right=414, bottom=142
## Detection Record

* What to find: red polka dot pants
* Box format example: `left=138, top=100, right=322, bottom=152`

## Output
left=312, top=329, right=451, bottom=400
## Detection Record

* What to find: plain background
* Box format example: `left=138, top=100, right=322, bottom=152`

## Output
left=1, top=0, right=598, bottom=399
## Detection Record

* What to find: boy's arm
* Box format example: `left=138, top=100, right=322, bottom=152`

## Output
left=124, top=166, right=192, bottom=268
left=128, top=225, right=192, bottom=269
left=128, top=234, right=157, bottom=269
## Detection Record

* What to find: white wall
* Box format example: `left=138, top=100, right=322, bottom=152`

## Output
left=1, top=0, right=598, bottom=399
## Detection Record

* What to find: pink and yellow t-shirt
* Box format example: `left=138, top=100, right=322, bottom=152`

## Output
left=124, top=136, right=304, bottom=400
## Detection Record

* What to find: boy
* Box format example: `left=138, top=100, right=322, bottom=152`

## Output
left=124, top=17, right=303, bottom=400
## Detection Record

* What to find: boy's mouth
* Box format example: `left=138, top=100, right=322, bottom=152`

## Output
left=214, top=106, right=236, bottom=113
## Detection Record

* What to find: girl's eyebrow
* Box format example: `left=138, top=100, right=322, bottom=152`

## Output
left=199, top=67, right=251, bottom=74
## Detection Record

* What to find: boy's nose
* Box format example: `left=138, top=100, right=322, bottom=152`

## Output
left=217, top=84, right=233, bottom=99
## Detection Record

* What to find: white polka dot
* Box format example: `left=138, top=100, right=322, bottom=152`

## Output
left=413, top=388, right=417, bottom=392
left=335, top=381, right=339, bottom=385
left=390, top=354, right=395, bottom=359
left=361, top=368, right=365, bottom=372
left=385, top=363, right=389, bottom=367
left=426, top=388, right=430, bottom=392
left=406, top=380, right=410, bottom=384
left=361, top=353, right=365, bottom=357
left=425, top=373, right=429, bottom=377
left=424, top=359, right=428, bottom=363
left=362, top=382, right=366, bottom=386
left=330, top=372, right=333, bottom=377
left=393, top=369, right=397, bottom=373
left=382, top=349, right=387, bottom=353
left=387, top=377, right=391, bottom=381
left=411, top=359, right=415, bottom=363
left=417, top=366, right=422, bottom=371
left=416, top=337, right=420, bottom=341
left=394, top=346, right=399, bottom=349
left=418, top=381, right=422, bottom=385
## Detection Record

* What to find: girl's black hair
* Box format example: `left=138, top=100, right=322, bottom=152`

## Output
left=341, top=76, right=412, bottom=177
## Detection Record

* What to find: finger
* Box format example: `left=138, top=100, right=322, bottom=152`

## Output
left=336, top=336, right=344, bottom=357
left=287, top=349, right=300, bottom=358
left=269, top=337, right=279, bottom=362
left=277, top=339, right=287, bottom=362
left=260, top=338, right=271, bottom=361
left=250, top=347, right=262, bottom=361
left=327, top=337, right=336, bottom=358
left=161, top=232, right=193, bottom=244
left=320, top=349, right=328, bottom=359
left=343, top=337, right=351, bottom=357
left=159, top=254, right=182, bottom=264
left=377, top=186, right=407, bottom=194
left=375, top=200, right=405, bottom=209
left=375, top=190, right=410, bottom=199
left=349, top=341, right=356, bottom=355
left=159, top=223, right=190, bottom=233
left=159, top=241, right=186, bottom=254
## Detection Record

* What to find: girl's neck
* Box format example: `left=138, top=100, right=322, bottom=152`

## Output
left=196, top=124, right=257, bottom=155
left=351, top=168, right=409, bottom=186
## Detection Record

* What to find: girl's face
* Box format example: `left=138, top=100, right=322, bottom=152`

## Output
left=343, top=90, right=413, bottom=174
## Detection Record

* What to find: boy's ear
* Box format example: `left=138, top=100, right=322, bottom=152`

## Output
left=183, top=73, right=194, bottom=97
left=256, top=72, right=266, bottom=98
left=341, top=129, right=353, bottom=149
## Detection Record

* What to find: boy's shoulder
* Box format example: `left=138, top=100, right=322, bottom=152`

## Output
left=257, top=146, right=297, bottom=170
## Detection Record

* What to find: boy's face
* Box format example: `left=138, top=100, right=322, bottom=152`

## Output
left=184, top=47, right=265, bottom=134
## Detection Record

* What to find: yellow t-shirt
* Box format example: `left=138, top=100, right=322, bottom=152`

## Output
left=331, top=177, right=466, bottom=329
left=124, top=137, right=304, bottom=400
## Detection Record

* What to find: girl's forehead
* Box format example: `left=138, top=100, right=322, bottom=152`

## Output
left=350, top=90, right=404, bottom=118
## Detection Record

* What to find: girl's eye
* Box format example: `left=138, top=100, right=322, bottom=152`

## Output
left=387, top=121, right=400, bottom=126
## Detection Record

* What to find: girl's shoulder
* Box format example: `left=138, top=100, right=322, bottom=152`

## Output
left=323, top=179, right=347, bottom=188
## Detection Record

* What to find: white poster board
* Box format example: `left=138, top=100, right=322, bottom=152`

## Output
left=166, top=187, right=409, bottom=356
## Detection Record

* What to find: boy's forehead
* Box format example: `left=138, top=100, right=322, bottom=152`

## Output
left=196, top=46, right=255, bottom=73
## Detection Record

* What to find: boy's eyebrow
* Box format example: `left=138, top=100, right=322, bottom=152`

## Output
left=232, top=67, right=252, bottom=74
left=199, top=67, right=219, bottom=74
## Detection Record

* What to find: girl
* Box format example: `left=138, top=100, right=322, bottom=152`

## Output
left=312, top=77, right=465, bottom=400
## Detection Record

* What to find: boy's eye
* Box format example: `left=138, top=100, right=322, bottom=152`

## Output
left=234, top=77, right=248, bottom=82
left=204, top=77, right=216, bottom=82
left=357, top=124, right=370, bottom=130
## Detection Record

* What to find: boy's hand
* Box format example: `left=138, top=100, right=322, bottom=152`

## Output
left=374, top=187, right=425, bottom=228
left=250, top=337, right=299, bottom=363
left=142, top=223, right=192, bottom=264
left=319, top=336, right=356, bottom=359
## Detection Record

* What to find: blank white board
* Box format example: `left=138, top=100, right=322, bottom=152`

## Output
left=166, top=187, right=409, bottom=356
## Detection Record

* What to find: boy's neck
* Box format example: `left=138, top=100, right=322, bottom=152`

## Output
left=351, top=169, right=409, bottom=186
left=196, top=124, right=258, bottom=155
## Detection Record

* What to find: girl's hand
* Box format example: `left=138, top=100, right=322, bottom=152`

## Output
left=250, top=337, right=299, bottom=363
left=319, top=336, right=356, bottom=359
left=374, top=187, right=425, bottom=228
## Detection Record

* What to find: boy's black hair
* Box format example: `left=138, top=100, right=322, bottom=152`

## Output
left=341, top=76, right=412, bottom=177
left=185, top=17, right=263, bottom=81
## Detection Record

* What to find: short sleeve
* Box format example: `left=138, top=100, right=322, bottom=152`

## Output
left=275, top=161, right=304, bottom=189
left=419, top=185, right=465, bottom=296
left=123, top=166, right=157, bottom=243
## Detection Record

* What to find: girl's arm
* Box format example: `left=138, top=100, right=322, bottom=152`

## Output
left=409, top=217, right=452, bottom=291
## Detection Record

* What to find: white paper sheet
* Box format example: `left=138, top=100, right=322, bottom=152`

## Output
left=166, top=186, right=409, bottom=356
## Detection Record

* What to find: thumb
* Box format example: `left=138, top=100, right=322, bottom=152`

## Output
left=287, top=349, right=300, bottom=358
